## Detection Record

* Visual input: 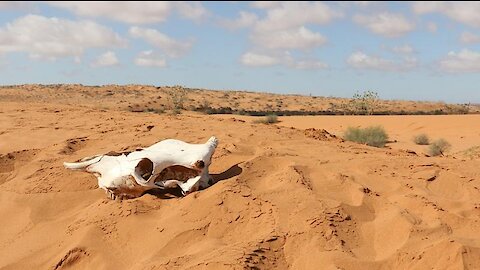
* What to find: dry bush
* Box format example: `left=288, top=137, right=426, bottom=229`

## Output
left=165, top=86, right=187, bottom=114
left=254, top=114, right=278, bottom=124
left=461, top=146, right=480, bottom=159
left=428, top=139, right=451, bottom=156
left=413, top=134, right=430, bottom=145
left=344, top=126, right=388, bottom=148
left=349, top=90, right=380, bottom=115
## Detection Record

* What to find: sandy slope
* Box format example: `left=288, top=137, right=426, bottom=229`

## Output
left=1, top=101, right=480, bottom=270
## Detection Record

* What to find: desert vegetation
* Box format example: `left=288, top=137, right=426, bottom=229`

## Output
left=253, top=114, right=279, bottom=124
left=460, top=146, right=480, bottom=159
left=1, top=84, right=478, bottom=116
left=343, top=126, right=389, bottom=148
left=428, top=138, right=451, bottom=156
left=165, top=86, right=187, bottom=114
left=349, top=90, right=380, bottom=115
left=413, top=134, right=430, bottom=145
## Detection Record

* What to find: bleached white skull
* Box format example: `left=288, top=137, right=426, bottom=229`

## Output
left=64, top=136, right=218, bottom=199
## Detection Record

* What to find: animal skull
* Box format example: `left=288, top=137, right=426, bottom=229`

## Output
left=64, top=136, right=218, bottom=199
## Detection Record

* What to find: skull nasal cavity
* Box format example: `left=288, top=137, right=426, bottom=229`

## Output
left=194, top=160, right=205, bottom=169
left=135, top=158, right=153, bottom=180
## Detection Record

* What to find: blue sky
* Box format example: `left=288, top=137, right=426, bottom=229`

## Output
left=0, top=1, right=479, bottom=103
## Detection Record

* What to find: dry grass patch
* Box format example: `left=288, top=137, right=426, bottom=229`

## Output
left=254, top=114, right=279, bottom=124
left=428, top=139, right=451, bottom=156
left=344, top=126, right=388, bottom=148
left=413, top=134, right=430, bottom=145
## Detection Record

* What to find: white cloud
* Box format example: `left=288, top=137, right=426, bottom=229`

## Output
left=460, top=31, right=480, bottom=44
left=134, top=50, right=167, bottom=68
left=129, top=26, right=193, bottom=58
left=439, top=49, right=480, bottom=72
left=348, top=51, right=393, bottom=70
left=347, top=51, right=417, bottom=71
left=0, top=14, right=125, bottom=60
left=223, top=2, right=338, bottom=69
left=240, top=51, right=327, bottom=69
left=220, top=11, right=258, bottom=30
left=47, top=2, right=209, bottom=24
left=413, top=2, right=480, bottom=28
left=48, top=2, right=171, bottom=24
left=251, top=26, right=327, bottom=50
left=412, top=2, right=443, bottom=13
left=288, top=59, right=328, bottom=69
left=353, top=12, right=415, bottom=38
left=254, top=2, right=342, bottom=33
left=175, top=2, right=209, bottom=22
left=392, top=44, right=415, bottom=54
left=91, top=51, right=119, bottom=67
left=232, top=2, right=339, bottom=66
left=240, top=52, right=280, bottom=67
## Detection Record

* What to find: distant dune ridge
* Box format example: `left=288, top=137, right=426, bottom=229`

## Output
left=1, top=85, right=480, bottom=269
left=1, top=84, right=478, bottom=115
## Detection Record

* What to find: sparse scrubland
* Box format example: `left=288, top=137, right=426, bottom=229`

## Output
left=1, top=84, right=477, bottom=116
left=1, top=85, right=480, bottom=269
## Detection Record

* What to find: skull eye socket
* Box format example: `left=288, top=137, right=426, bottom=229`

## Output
left=135, top=158, right=153, bottom=180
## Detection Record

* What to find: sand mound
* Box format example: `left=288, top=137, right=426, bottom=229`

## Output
left=1, top=101, right=480, bottom=270
left=304, top=128, right=341, bottom=141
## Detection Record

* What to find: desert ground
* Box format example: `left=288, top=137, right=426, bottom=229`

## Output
left=1, top=84, right=478, bottom=115
left=1, top=86, right=480, bottom=269
left=214, top=114, right=480, bottom=157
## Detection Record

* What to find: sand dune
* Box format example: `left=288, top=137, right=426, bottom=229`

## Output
left=2, top=84, right=478, bottom=115
left=1, top=99, right=480, bottom=269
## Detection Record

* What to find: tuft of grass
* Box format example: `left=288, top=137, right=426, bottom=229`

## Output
left=254, top=114, right=278, bottom=124
left=171, top=108, right=181, bottom=115
left=344, top=126, right=389, bottom=148
left=413, top=134, right=430, bottom=145
left=428, top=138, right=451, bottom=156
left=145, top=107, right=165, bottom=114
left=460, top=146, right=480, bottom=160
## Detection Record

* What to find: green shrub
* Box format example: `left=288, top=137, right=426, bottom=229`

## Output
left=349, top=90, right=380, bottom=115
left=254, top=114, right=278, bottom=124
left=428, top=139, right=451, bottom=156
left=413, top=134, right=430, bottom=145
left=344, top=126, right=388, bottom=148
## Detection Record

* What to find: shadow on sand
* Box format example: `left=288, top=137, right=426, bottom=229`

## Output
left=211, top=163, right=243, bottom=183
left=145, top=163, right=243, bottom=199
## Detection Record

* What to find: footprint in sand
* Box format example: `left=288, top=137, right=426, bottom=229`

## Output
left=0, top=149, right=39, bottom=185
left=59, top=137, right=88, bottom=155
left=53, top=247, right=89, bottom=270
